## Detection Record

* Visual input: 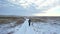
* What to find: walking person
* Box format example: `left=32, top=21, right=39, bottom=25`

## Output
left=28, top=19, right=31, bottom=26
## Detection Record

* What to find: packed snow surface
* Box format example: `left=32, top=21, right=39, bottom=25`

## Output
left=0, top=19, right=60, bottom=34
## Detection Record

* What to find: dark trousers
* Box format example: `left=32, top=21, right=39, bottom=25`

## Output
left=28, top=20, right=31, bottom=26
left=29, top=22, right=30, bottom=26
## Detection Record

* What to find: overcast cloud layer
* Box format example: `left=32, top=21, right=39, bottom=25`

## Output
left=0, top=0, right=60, bottom=16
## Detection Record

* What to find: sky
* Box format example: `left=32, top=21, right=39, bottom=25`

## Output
left=0, top=0, right=60, bottom=16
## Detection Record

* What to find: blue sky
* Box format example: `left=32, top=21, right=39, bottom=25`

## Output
left=0, top=0, right=60, bottom=16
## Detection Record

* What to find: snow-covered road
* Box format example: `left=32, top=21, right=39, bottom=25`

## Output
left=0, top=19, right=60, bottom=34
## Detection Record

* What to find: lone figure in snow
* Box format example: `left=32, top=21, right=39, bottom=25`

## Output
left=28, top=19, right=31, bottom=26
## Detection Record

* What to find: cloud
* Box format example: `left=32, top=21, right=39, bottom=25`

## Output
left=33, top=6, right=60, bottom=16
left=7, top=0, right=59, bottom=9
left=0, top=0, right=60, bottom=16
